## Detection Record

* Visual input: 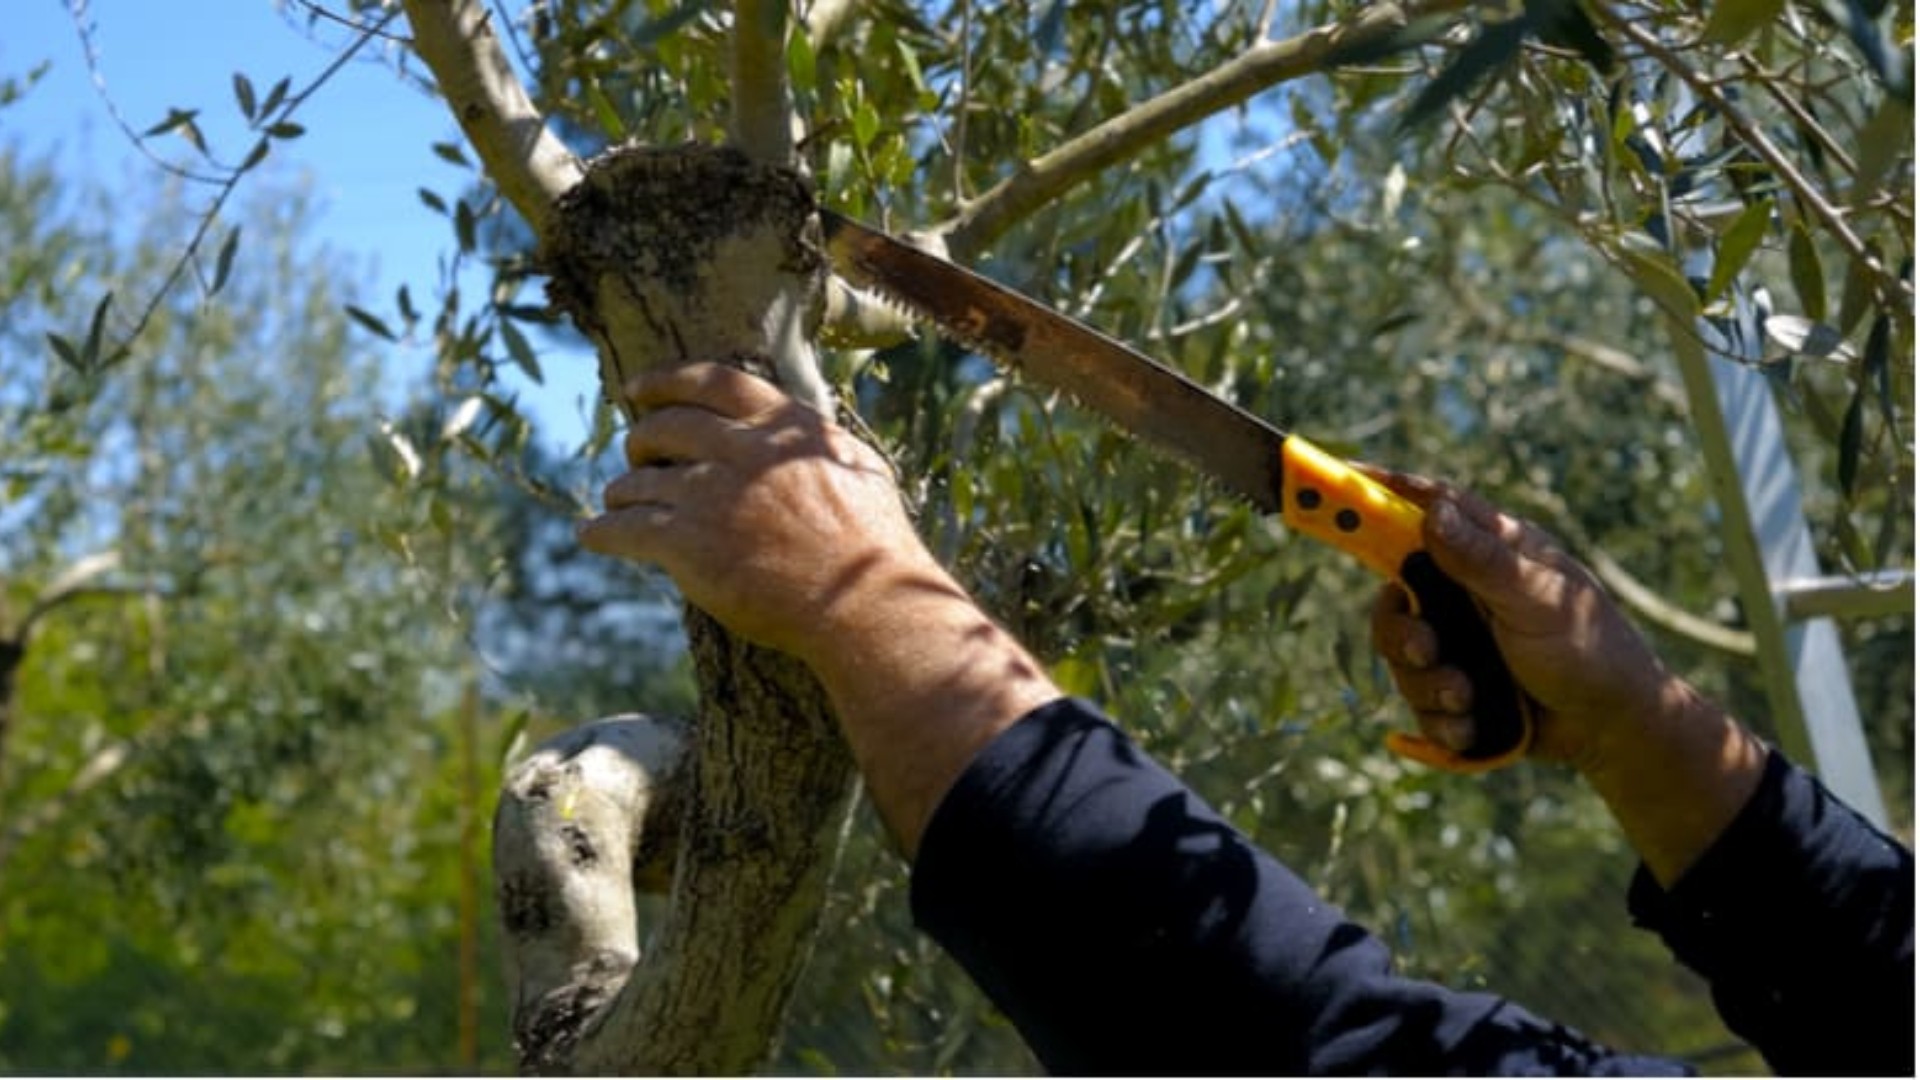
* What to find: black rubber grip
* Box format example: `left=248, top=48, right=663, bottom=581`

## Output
left=1396, top=551, right=1530, bottom=761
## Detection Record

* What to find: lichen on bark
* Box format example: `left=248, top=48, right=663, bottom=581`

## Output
left=542, top=142, right=834, bottom=413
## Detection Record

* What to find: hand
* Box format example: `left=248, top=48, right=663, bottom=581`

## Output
left=578, top=363, right=948, bottom=665
left=580, top=362, right=1059, bottom=854
left=1365, top=473, right=1674, bottom=774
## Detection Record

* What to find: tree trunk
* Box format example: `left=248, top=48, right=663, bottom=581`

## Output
left=492, top=142, right=859, bottom=1074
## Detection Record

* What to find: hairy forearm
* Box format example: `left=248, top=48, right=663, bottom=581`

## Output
left=801, top=568, right=1061, bottom=857
left=1579, top=678, right=1769, bottom=886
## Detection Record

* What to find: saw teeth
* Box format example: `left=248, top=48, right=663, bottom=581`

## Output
left=854, top=277, right=1265, bottom=515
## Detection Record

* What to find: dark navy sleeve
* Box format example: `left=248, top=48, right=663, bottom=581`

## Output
left=1627, top=750, right=1915, bottom=1077
left=910, top=698, right=1688, bottom=1075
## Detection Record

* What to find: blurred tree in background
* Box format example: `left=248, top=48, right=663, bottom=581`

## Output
left=2, top=0, right=1911, bottom=1070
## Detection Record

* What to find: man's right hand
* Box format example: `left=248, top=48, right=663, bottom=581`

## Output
left=1365, top=474, right=1678, bottom=775
left=1365, top=473, right=1767, bottom=884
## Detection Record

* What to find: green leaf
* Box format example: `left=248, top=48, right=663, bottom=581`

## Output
left=454, top=199, right=477, bottom=253
left=1837, top=382, right=1865, bottom=495
left=142, top=107, right=199, bottom=138
left=47, top=332, right=84, bottom=373
left=266, top=122, right=305, bottom=140
left=211, top=226, right=241, bottom=296
left=1864, top=313, right=1895, bottom=429
left=431, top=141, right=471, bottom=168
left=633, top=0, right=709, bottom=45
left=585, top=81, right=627, bottom=141
left=1618, top=246, right=1700, bottom=321
left=258, top=75, right=291, bottom=118
left=788, top=29, right=818, bottom=94
left=1836, top=241, right=1881, bottom=333
left=345, top=305, right=398, bottom=342
left=499, top=319, right=544, bottom=385
left=417, top=187, right=448, bottom=215
left=1787, top=223, right=1826, bottom=322
left=82, top=292, right=114, bottom=371
left=1706, top=200, right=1771, bottom=301
left=241, top=137, right=271, bottom=171
left=852, top=100, right=881, bottom=149
left=1850, top=98, right=1912, bottom=210
left=232, top=72, right=257, bottom=121
left=1050, top=654, right=1101, bottom=697
left=1702, top=0, right=1785, bottom=45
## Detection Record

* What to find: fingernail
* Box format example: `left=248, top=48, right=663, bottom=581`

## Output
left=1404, top=638, right=1435, bottom=667
left=1439, top=686, right=1467, bottom=713
left=1440, top=716, right=1474, bottom=752
left=1432, top=499, right=1464, bottom=544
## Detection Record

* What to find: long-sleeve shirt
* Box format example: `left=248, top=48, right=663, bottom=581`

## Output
left=910, top=697, right=1914, bottom=1075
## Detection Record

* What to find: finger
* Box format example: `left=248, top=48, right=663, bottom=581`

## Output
left=1370, top=585, right=1438, bottom=668
left=624, top=362, right=789, bottom=420
left=624, top=405, right=742, bottom=468
left=1389, top=664, right=1475, bottom=718
left=1411, top=710, right=1477, bottom=755
left=601, top=465, right=690, bottom=512
left=576, top=504, right=676, bottom=563
left=1421, top=495, right=1540, bottom=607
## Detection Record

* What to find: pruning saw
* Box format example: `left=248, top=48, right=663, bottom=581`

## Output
left=820, top=209, right=1536, bottom=774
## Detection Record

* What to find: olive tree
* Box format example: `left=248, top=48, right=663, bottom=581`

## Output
left=321, top=0, right=1908, bottom=1070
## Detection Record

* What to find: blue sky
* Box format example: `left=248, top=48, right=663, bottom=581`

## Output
left=3, top=0, right=599, bottom=446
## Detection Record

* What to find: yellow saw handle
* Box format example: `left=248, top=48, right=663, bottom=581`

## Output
left=1277, top=436, right=1534, bottom=773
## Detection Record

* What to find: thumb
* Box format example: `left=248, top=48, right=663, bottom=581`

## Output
left=1421, top=492, right=1543, bottom=624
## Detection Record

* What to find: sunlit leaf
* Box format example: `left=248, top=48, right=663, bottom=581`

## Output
left=1706, top=201, right=1771, bottom=302
left=1763, top=314, right=1855, bottom=362
left=499, top=318, right=545, bottom=385
left=1787, top=223, right=1826, bottom=322
left=1702, top=0, right=1786, bottom=45
left=441, top=396, right=486, bottom=442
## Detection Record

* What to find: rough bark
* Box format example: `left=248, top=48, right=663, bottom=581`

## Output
left=490, top=141, right=857, bottom=1073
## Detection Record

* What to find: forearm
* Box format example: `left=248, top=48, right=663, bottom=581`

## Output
left=1578, top=674, right=1769, bottom=886
left=800, top=565, right=1060, bottom=857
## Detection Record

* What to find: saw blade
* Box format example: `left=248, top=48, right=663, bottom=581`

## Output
left=822, top=210, right=1289, bottom=515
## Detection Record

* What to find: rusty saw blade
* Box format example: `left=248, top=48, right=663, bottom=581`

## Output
left=821, top=209, right=1288, bottom=515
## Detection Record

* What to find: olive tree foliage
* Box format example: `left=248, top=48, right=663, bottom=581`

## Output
left=190, top=0, right=1907, bottom=1072
left=0, top=76, right=545, bottom=1066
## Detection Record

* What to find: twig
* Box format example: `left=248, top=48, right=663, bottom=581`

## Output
left=1606, top=12, right=1911, bottom=314
left=401, top=0, right=583, bottom=235
left=731, top=0, right=798, bottom=164
left=940, top=0, right=1473, bottom=259
left=65, top=0, right=225, bottom=185
left=88, top=7, right=403, bottom=373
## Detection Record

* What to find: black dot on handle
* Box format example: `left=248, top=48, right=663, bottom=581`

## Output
left=1335, top=509, right=1362, bottom=532
left=1296, top=489, right=1322, bottom=510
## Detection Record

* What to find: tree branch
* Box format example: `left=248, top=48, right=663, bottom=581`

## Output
left=493, top=715, right=687, bottom=1074
left=1604, top=12, right=1912, bottom=315
left=941, top=0, right=1472, bottom=259
left=732, top=0, right=798, bottom=165
left=400, top=0, right=582, bottom=236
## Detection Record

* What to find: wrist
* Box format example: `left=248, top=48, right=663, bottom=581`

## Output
left=1575, top=675, right=1768, bottom=886
left=799, top=555, right=1061, bottom=855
